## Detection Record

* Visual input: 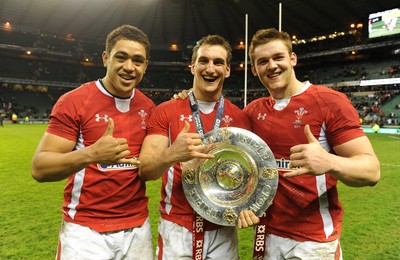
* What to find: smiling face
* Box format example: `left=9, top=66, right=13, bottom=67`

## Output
left=251, top=39, right=301, bottom=99
left=102, top=39, right=148, bottom=98
left=191, top=44, right=231, bottom=102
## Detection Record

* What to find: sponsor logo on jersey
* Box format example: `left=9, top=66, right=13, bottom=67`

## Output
left=276, top=158, right=292, bottom=171
left=97, top=158, right=139, bottom=171
left=293, top=107, right=307, bottom=128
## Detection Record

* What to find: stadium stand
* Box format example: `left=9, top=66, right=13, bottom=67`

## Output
left=0, top=24, right=399, bottom=127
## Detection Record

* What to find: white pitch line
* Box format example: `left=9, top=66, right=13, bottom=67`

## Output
left=381, top=164, right=400, bottom=167
left=388, top=136, right=400, bottom=140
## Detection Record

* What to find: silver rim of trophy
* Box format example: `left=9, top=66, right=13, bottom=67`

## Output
left=182, top=127, right=279, bottom=226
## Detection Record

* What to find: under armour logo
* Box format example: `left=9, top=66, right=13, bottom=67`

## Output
left=95, top=114, right=109, bottom=122
left=180, top=114, right=193, bottom=122
left=257, top=113, right=267, bottom=120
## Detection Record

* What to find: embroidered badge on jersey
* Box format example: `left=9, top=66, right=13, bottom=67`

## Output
left=293, top=107, right=308, bottom=128
left=138, top=109, right=148, bottom=129
left=222, top=115, right=233, bottom=126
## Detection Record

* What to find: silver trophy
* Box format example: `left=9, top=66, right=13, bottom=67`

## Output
left=182, top=127, right=278, bottom=226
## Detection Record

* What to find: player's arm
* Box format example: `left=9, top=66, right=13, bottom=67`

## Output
left=287, top=125, right=380, bottom=187
left=138, top=134, right=173, bottom=181
left=139, top=121, right=213, bottom=181
left=327, top=136, right=380, bottom=186
left=32, top=133, right=93, bottom=182
left=32, top=118, right=137, bottom=182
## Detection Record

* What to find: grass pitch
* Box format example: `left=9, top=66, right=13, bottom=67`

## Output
left=0, top=124, right=399, bottom=259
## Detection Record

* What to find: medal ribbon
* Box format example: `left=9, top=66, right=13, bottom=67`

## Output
left=252, top=224, right=267, bottom=259
left=188, top=90, right=224, bottom=137
left=188, top=90, right=224, bottom=259
left=193, top=214, right=205, bottom=260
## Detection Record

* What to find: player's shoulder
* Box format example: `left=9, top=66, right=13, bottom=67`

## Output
left=157, top=98, right=187, bottom=110
left=306, top=84, right=353, bottom=109
left=243, top=97, right=271, bottom=111
left=57, top=81, right=96, bottom=104
left=223, top=98, right=244, bottom=111
left=134, top=89, right=156, bottom=108
left=308, top=84, right=347, bottom=98
left=147, top=99, right=186, bottom=120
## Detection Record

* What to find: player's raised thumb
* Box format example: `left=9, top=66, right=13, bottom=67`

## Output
left=304, top=124, right=317, bottom=143
left=103, top=118, right=114, bottom=136
left=179, top=120, right=191, bottom=135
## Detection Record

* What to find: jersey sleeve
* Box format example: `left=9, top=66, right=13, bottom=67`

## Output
left=146, top=100, right=175, bottom=137
left=316, top=88, right=365, bottom=147
left=225, top=99, right=252, bottom=131
left=47, top=90, right=85, bottom=142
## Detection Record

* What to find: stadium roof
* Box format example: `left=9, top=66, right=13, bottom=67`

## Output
left=0, top=0, right=399, bottom=47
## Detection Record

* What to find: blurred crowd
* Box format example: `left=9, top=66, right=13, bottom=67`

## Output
left=1, top=27, right=399, bottom=126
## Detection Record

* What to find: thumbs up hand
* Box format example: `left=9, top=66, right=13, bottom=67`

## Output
left=284, top=124, right=334, bottom=178
left=102, top=116, right=115, bottom=137
left=167, top=121, right=214, bottom=164
left=88, top=118, right=138, bottom=165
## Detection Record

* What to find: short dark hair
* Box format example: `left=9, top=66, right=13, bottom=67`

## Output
left=191, top=35, right=232, bottom=65
left=105, top=24, right=151, bottom=59
left=249, top=28, right=292, bottom=64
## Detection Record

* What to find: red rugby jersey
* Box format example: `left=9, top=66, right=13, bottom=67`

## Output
left=146, top=97, right=251, bottom=231
left=47, top=80, right=155, bottom=232
left=244, top=83, right=365, bottom=242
